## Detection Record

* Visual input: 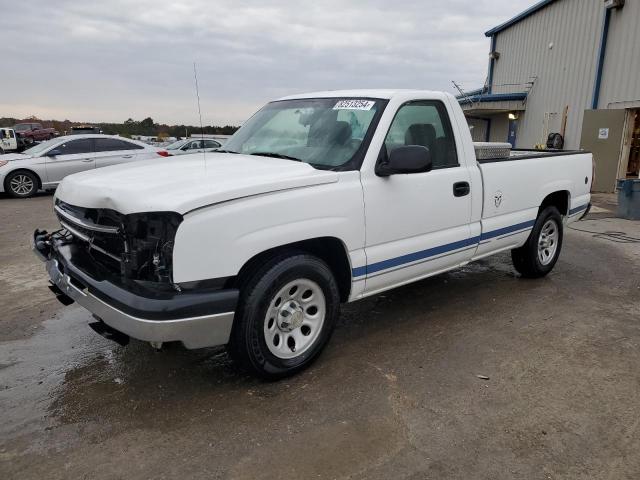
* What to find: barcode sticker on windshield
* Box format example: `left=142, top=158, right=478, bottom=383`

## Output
left=333, top=100, right=375, bottom=111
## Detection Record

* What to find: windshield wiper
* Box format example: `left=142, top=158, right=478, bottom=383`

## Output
left=250, top=152, right=303, bottom=162
left=213, top=149, right=239, bottom=154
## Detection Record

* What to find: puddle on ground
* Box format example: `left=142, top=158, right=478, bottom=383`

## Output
left=0, top=306, right=236, bottom=446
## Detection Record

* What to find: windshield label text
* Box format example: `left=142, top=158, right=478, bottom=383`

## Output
left=333, top=100, right=375, bottom=111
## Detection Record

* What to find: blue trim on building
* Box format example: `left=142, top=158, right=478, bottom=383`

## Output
left=485, top=0, right=558, bottom=37
left=351, top=219, right=536, bottom=278
left=458, top=92, right=528, bottom=105
left=592, top=8, right=612, bottom=109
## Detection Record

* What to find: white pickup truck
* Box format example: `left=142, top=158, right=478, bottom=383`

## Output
left=34, top=90, right=592, bottom=378
left=0, top=128, right=18, bottom=154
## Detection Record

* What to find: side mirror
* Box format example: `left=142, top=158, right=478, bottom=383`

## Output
left=376, top=145, right=432, bottom=177
left=47, top=149, right=62, bottom=157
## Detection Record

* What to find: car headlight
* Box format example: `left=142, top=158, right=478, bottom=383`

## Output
left=0, top=160, right=8, bottom=168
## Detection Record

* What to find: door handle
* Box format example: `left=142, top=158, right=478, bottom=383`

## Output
left=122, top=155, right=133, bottom=158
left=453, top=181, right=470, bottom=197
left=81, top=158, right=93, bottom=162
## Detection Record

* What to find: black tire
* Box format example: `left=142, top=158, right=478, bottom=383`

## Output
left=511, top=206, right=563, bottom=278
left=228, top=251, right=340, bottom=380
left=5, top=170, right=39, bottom=198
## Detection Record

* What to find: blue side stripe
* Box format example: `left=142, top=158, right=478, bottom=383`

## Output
left=569, top=204, right=588, bottom=216
left=479, top=220, right=535, bottom=241
left=352, top=265, right=367, bottom=278
left=363, top=237, right=480, bottom=275
left=351, top=218, right=537, bottom=278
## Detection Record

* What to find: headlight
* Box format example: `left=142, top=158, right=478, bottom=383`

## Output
left=0, top=160, right=8, bottom=167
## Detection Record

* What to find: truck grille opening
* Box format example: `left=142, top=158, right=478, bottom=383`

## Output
left=54, top=200, right=182, bottom=283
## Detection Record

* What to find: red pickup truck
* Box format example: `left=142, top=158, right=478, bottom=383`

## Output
left=13, top=123, right=57, bottom=145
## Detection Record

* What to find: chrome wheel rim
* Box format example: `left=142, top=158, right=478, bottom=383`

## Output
left=538, top=219, right=559, bottom=266
left=264, top=278, right=326, bottom=359
left=10, top=174, right=35, bottom=196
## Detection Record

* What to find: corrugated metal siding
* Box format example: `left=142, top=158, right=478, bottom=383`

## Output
left=467, top=117, right=488, bottom=142
left=599, top=1, right=640, bottom=109
left=489, top=115, right=510, bottom=144
left=492, top=0, right=604, bottom=149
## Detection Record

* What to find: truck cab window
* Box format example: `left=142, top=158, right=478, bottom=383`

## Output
left=384, top=101, right=458, bottom=169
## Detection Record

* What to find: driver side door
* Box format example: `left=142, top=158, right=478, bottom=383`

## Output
left=360, top=100, right=475, bottom=294
left=44, top=138, right=95, bottom=184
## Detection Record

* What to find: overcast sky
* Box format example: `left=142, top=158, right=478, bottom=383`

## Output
left=1, top=0, right=533, bottom=125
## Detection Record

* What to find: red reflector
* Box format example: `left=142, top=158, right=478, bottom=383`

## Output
left=157, top=150, right=170, bottom=157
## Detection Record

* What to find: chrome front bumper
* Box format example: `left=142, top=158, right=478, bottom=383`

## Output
left=34, top=232, right=237, bottom=349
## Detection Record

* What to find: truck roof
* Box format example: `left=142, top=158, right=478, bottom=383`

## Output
left=278, top=89, right=447, bottom=101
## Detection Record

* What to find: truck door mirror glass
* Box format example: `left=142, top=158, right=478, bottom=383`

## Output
left=376, top=146, right=432, bottom=176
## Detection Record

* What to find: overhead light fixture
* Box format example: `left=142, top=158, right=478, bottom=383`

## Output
left=508, top=113, right=517, bottom=120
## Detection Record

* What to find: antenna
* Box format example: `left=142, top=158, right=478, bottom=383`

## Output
left=193, top=62, right=206, bottom=169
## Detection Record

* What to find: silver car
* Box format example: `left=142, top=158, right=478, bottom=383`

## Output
left=165, top=138, right=222, bottom=155
left=0, top=134, right=167, bottom=198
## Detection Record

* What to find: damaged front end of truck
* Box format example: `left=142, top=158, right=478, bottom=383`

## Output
left=33, top=199, right=238, bottom=349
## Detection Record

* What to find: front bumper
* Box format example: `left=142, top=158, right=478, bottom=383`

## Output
left=33, top=230, right=238, bottom=349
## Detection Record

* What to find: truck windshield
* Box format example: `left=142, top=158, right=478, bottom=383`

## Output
left=13, top=124, right=31, bottom=132
left=222, top=98, right=385, bottom=169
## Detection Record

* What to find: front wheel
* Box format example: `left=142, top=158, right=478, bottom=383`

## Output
left=511, top=206, right=563, bottom=278
left=228, top=252, right=340, bottom=379
left=5, top=170, right=38, bottom=198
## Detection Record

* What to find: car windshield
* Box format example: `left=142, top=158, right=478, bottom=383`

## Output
left=222, top=97, right=384, bottom=169
left=13, top=124, right=30, bottom=132
left=23, top=137, right=61, bottom=156
left=165, top=139, right=189, bottom=150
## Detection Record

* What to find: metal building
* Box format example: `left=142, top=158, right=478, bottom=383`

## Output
left=459, top=0, right=640, bottom=191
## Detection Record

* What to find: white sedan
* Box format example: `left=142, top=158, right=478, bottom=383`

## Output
left=165, top=138, right=222, bottom=155
left=0, top=134, right=169, bottom=198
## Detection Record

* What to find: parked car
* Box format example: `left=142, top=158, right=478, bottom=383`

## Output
left=34, top=90, right=592, bottom=379
left=165, top=138, right=222, bottom=155
left=0, top=128, right=18, bottom=154
left=70, top=125, right=103, bottom=135
left=0, top=134, right=169, bottom=198
left=13, top=123, right=57, bottom=145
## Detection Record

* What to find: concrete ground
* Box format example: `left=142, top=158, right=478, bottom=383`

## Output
left=1, top=192, right=639, bottom=479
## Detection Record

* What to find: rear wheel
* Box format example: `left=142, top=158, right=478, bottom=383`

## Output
left=6, top=170, right=38, bottom=198
left=228, top=252, right=340, bottom=379
left=511, top=206, right=563, bottom=278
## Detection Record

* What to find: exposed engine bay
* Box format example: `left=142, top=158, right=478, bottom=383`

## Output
left=49, top=199, right=182, bottom=285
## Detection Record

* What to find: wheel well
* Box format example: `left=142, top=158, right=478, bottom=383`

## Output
left=4, top=168, right=42, bottom=191
left=539, top=191, right=569, bottom=217
left=232, top=237, right=353, bottom=302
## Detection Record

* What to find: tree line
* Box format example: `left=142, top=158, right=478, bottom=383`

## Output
left=0, top=116, right=239, bottom=138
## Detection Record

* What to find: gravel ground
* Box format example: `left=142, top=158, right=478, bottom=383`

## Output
left=1, top=191, right=639, bottom=479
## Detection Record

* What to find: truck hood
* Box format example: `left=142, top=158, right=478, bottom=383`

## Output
left=54, top=153, right=339, bottom=215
